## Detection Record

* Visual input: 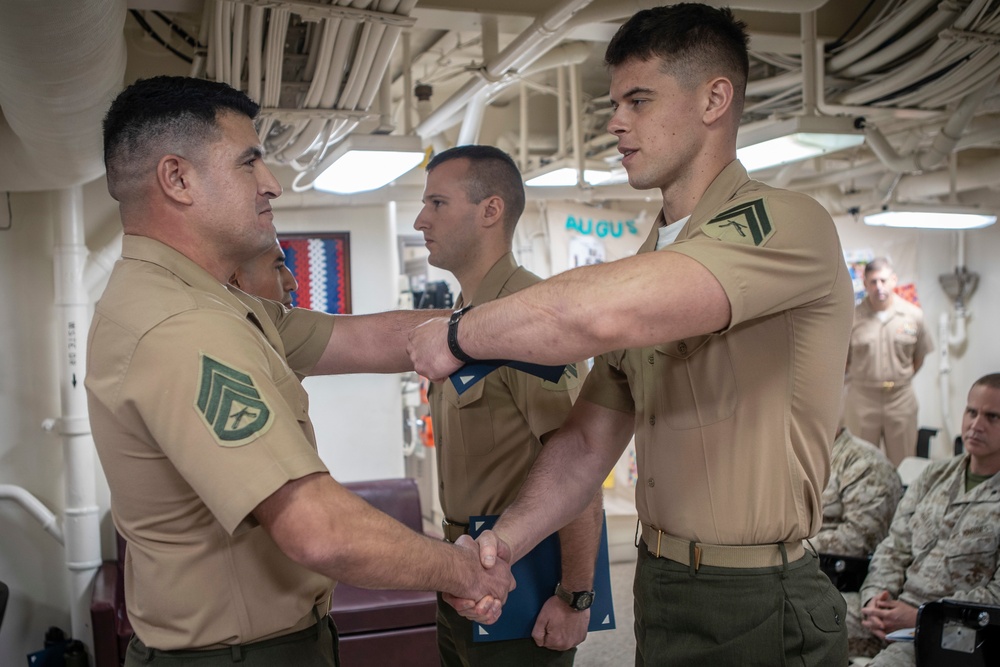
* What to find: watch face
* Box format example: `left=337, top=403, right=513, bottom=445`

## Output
left=572, top=591, right=595, bottom=611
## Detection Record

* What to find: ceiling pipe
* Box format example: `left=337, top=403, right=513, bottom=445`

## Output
left=0, top=0, right=127, bottom=191
left=414, top=0, right=596, bottom=140
left=864, top=76, right=998, bottom=173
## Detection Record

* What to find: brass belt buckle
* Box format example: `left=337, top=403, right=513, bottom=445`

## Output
left=882, top=381, right=895, bottom=391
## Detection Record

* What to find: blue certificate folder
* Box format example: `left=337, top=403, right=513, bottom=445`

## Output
left=468, top=513, right=616, bottom=642
left=449, top=361, right=566, bottom=395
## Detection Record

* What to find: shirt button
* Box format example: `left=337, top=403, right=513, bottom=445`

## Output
left=647, top=354, right=654, bottom=364
left=649, top=416, right=656, bottom=426
left=678, top=342, right=688, bottom=354
left=647, top=478, right=655, bottom=488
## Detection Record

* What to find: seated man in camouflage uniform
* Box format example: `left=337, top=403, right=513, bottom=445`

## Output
left=848, top=373, right=1000, bottom=665
left=813, top=425, right=903, bottom=560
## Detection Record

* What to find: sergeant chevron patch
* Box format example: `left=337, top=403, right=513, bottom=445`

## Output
left=195, top=353, right=273, bottom=446
left=702, top=198, right=774, bottom=246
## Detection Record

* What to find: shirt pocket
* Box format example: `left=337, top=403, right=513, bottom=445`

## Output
left=943, top=529, right=999, bottom=590
left=441, top=378, right=497, bottom=456
left=273, top=367, right=310, bottom=424
left=891, top=325, right=919, bottom=365
left=656, top=336, right=737, bottom=430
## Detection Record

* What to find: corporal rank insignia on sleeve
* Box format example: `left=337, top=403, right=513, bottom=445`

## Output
left=541, top=363, right=581, bottom=391
left=195, top=353, right=273, bottom=446
left=702, top=198, right=774, bottom=246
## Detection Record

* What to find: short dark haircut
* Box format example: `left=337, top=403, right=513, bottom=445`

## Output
left=605, top=4, right=749, bottom=115
left=973, top=374, right=1000, bottom=392
left=426, top=145, right=526, bottom=235
left=103, top=76, right=259, bottom=200
left=864, top=257, right=894, bottom=277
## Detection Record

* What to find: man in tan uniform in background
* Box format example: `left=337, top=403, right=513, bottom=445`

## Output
left=845, top=257, right=934, bottom=466
left=87, top=75, right=512, bottom=667
left=409, top=6, right=853, bottom=665
left=230, top=236, right=298, bottom=308
left=414, top=145, right=601, bottom=666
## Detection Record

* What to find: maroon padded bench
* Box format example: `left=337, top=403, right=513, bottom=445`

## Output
left=331, top=478, right=439, bottom=666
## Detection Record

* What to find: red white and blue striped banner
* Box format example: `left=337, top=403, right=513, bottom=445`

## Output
left=279, top=234, right=350, bottom=313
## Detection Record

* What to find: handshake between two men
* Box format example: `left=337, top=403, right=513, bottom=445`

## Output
left=447, top=530, right=516, bottom=625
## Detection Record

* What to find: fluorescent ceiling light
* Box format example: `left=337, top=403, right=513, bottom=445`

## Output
left=313, top=134, right=425, bottom=195
left=524, top=158, right=622, bottom=187
left=736, top=116, right=865, bottom=172
left=864, top=205, right=997, bottom=230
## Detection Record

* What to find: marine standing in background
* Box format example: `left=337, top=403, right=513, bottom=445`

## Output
left=230, top=237, right=298, bottom=308
left=414, top=144, right=601, bottom=666
left=844, top=257, right=934, bottom=466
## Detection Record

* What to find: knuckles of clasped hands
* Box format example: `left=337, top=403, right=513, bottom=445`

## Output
left=445, top=531, right=515, bottom=625
left=406, top=317, right=461, bottom=383
left=860, top=590, right=915, bottom=640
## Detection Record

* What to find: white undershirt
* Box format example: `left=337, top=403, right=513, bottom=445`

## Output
left=655, top=215, right=690, bottom=250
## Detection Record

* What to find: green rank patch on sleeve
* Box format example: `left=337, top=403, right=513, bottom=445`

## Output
left=195, top=353, right=273, bottom=447
left=701, top=198, right=774, bottom=246
left=541, top=363, right=581, bottom=391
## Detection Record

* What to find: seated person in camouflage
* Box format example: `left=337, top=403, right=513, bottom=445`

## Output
left=813, top=425, right=903, bottom=559
left=847, top=373, right=1000, bottom=665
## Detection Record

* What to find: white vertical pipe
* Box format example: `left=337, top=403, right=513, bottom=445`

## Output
left=519, top=80, right=529, bottom=171
left=800, top=11, right=817, bottom=116
left=557, top=65, right=567, bottom=156
left=53, top=186, right=102, bottom=649
left=457, top=88, right=488, bottom=146
left=569, top=62, right=584, bottom=185
left=402, top=31, right=413, bottom=135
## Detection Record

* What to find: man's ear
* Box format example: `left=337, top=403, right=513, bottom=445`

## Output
left=479, top=194, right=505, bottom=229
left=702, top=76, right=734, bottom=126
left=157, top=154, right=196, bottom=205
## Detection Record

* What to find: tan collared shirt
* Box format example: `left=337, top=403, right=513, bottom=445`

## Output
left=847, top=296, right=933, bottom=389
left=86, top=236, right=335, bottom=650
left=581, top=160, right=854, bottom=545
left=429, top=253, right=583, bottom=523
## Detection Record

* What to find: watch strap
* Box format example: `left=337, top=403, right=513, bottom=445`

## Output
left=447, top=305, right=477, bottom=363
left=554, top=582, right=594, bottom=611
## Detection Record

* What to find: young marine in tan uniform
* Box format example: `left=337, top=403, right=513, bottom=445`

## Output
left=414, top=145, right=601, bottom=666
left=407, top=6, right=853, bottom=665
left=87, top=75, right=513, bottom=666
left=844, top=258, right=934, bottom=466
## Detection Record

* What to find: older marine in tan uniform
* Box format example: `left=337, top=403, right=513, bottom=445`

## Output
left=848, top=374, right=1000, bottom=666
left=414, top=145, right=599, bottom=667
left=89, top=236, right=338, bottom=651
left=88, top=75, right=512, bottom=666
left=844, top=258, right=934, bottom=466
left=812, top=427, right=903, bottom=558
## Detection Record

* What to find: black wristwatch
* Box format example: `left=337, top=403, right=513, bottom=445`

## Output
left=554, top=582, right=594, bottom=611
left=447, top=305, right=477, bottom=363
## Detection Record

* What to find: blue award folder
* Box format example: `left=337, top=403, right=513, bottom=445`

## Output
left=449, top=361, right=567, bottom=395
left=468, top=513, right=616, bottom=642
